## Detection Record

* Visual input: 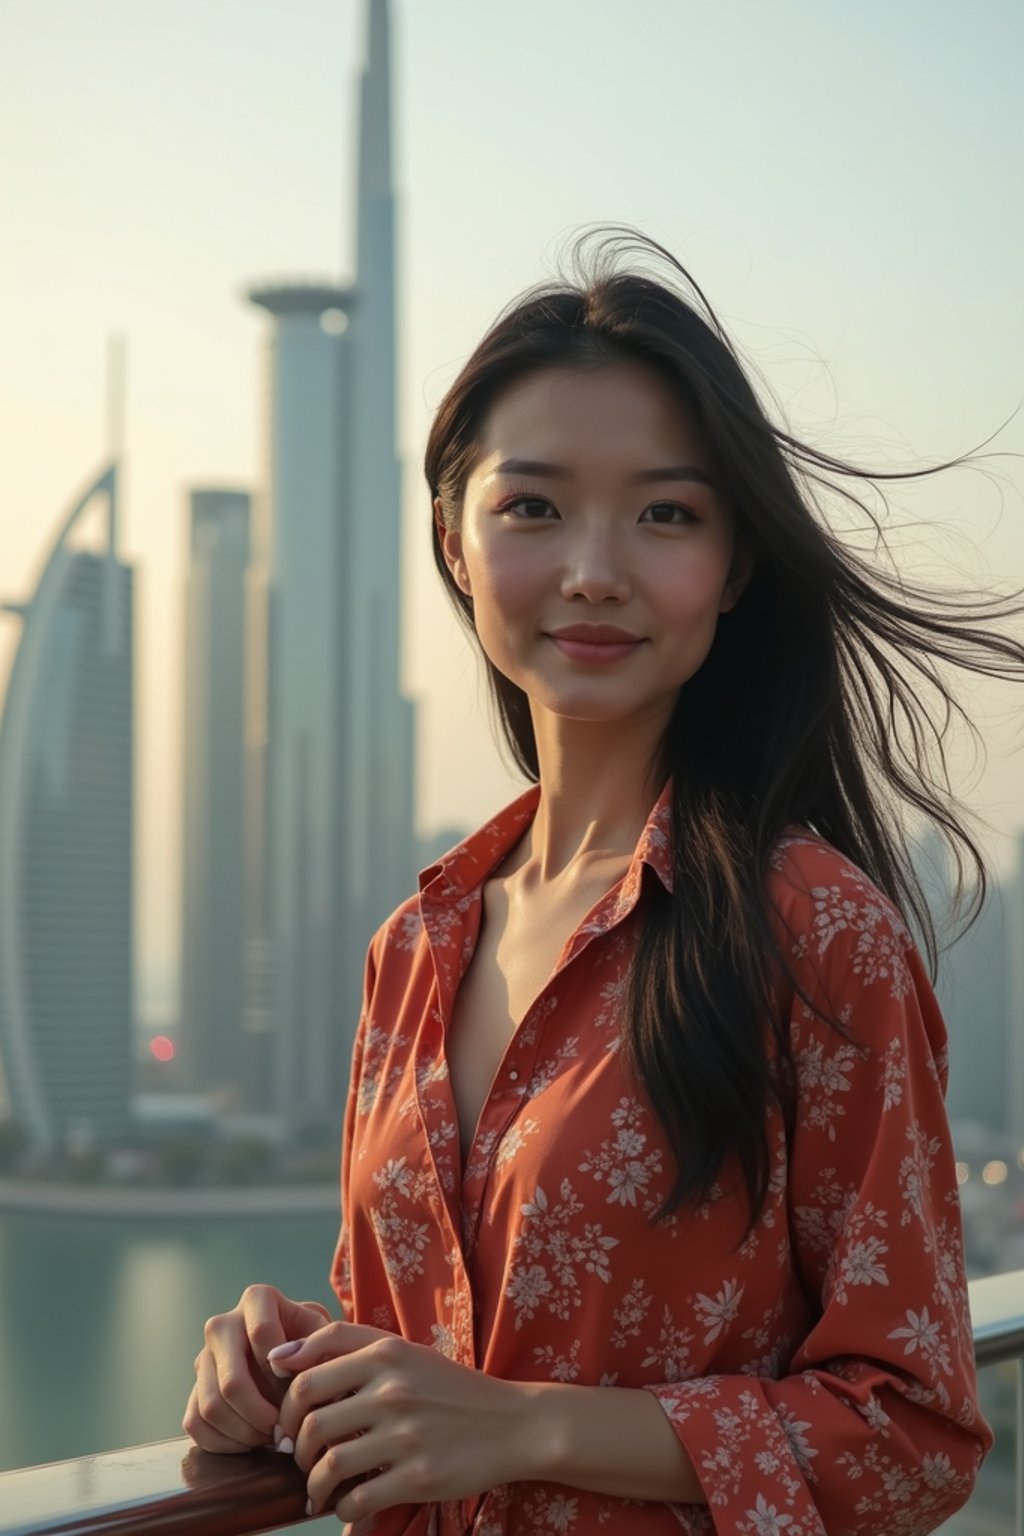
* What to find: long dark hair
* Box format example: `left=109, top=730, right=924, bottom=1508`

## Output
left=424, top=224, right=1024, bottom=1239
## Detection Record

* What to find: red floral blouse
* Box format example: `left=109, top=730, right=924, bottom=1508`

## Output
left=329, top=776, right=993, bottom=1535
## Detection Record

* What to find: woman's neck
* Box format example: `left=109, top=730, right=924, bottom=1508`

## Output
left=512, top=709, right=672, bottom=890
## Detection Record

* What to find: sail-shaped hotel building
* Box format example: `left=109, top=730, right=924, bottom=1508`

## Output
left=0, top=466, right=134, bottom=1154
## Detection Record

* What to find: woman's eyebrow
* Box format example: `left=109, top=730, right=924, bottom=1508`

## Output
left=491, top=457, right=716, bottom=487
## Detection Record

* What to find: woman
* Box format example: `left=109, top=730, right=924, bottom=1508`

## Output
left=184, top=227, right=1021, bottom=1534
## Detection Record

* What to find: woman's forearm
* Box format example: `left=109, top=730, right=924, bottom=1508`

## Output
left=512, top=1380, right=707, bottom=1505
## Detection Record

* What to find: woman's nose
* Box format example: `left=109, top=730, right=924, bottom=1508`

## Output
left=558, top=531, right=632, bottom=602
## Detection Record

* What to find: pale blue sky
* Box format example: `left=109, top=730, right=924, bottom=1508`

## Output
left=1, top=0, right=1022, bottom=1016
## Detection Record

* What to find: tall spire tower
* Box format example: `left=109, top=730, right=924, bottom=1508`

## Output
left=342, top=0, right=416, bottom=982
left=240, top=0, right=416, bottom=1128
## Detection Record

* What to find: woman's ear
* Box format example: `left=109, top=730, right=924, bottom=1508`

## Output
left=434, top=496, right=472, bottom=599
left=720, top=542, right=754, bottom=614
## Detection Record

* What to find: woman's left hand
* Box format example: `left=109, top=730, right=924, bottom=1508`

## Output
left=269, top=1321, right=541, bottom=1522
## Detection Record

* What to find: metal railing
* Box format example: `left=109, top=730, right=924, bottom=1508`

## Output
left=964, top=1267, right=1024, bottom=1535
left=3, top=1268, right=1023, bottom=1536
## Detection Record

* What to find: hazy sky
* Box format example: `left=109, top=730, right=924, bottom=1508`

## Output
left=2, top=0, right=1022, bottom=1018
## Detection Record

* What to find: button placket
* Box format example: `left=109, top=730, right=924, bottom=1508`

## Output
left=415, top=908, right=479, bottom=1320
left=459, top=1008, right=546, bottom=1263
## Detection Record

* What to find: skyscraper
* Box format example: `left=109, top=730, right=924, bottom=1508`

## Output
left=243, top=282, right=356, bottom=1124
left=0, top=463, right=134, bottom=1154
left=180, top=489, right=251, bottom=1100
left=342, top=0, right=417, bottom=967
left=240, top=0, right=417, bottom=1132
left=912, top=823, right=1010, bottom=1137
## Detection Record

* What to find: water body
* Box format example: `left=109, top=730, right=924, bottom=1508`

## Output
left=0, top=1208, right=342, bottom=1533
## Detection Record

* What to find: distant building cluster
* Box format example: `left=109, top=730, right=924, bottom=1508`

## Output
left=0, top=0, right=461, bottom=1158
left=916, top=822, right=1024, bottom=1153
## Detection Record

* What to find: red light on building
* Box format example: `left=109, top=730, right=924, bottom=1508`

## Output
left=150, top=1035, right=175, bottom=1062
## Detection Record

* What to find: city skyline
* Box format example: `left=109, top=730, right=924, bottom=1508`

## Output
left=2, top=0, right=1022, bottom=1022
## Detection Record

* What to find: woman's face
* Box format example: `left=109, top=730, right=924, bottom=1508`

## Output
left=436, top=362, right=750, bottom=730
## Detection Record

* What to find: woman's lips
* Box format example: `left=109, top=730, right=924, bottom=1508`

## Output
left=546, top=635, right=645, bottom=663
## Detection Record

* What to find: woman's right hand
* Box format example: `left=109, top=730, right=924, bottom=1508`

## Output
left=183, top=1284, right=334, bottom=1453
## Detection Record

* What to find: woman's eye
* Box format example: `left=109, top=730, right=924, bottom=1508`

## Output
left=503, top=497, right=553, bottom=520
left=643, top=502, right=697, bottom=525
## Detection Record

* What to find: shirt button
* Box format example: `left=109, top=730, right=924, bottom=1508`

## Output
left=508, top=1070, right=518, bottom=1081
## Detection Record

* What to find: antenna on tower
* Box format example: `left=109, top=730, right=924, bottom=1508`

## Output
left=106, top=332, right=126, bottom=459
left=105, top=332, right=126, bottom=557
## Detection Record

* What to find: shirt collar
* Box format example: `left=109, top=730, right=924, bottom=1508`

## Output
left=418, top=775, right=674, bottom=903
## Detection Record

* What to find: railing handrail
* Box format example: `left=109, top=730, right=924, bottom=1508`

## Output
left=970, top=1267, right=1024, bottom=1368
left=0, top=1437, right=311, bottom=1536
left=3, top=1268, right=1023, bottom=1536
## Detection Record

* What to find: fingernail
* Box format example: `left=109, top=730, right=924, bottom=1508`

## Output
left=267, top=1339, right=304, bottom=1361
left=272, top=1423, right=283, bottom=1448
left=278, top=1435, right=294, bottom=1455
left=268, top=1338, right=305, bottom=1378
left=305, top=1498, right=314, bottom=1516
